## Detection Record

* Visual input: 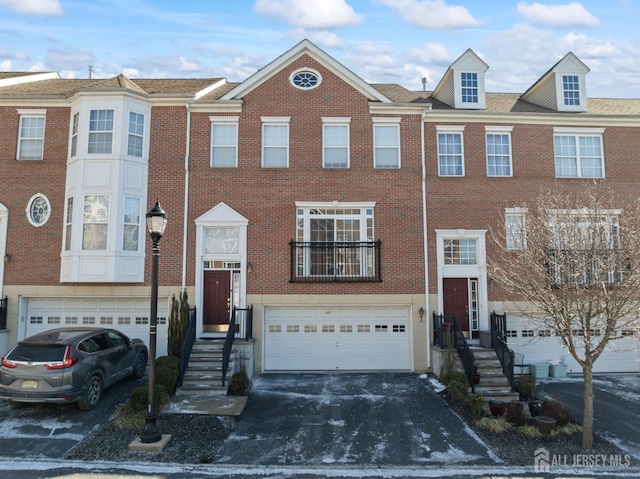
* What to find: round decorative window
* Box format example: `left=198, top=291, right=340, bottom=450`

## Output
left=290, top=68, right=322, bottom=90
left=26, top=193, right=51, bottom=227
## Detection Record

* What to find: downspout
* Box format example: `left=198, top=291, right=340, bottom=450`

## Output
left=421, top=108, right=431, bottom=370
left=181, top=102, right=191, bottom=291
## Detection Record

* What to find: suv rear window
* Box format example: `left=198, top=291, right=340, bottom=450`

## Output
left=7, top=344, right=67, bottom=362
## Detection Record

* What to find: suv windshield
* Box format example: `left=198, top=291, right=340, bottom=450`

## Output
left=7, top=344, right=67, bottom=362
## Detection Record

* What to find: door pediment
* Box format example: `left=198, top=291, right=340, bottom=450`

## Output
left=195, top=202, right=248, bottom=226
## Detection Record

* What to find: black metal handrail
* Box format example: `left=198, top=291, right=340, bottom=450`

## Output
left=433, top=312, right=475, bottom=392
left=222, top=305, right=253, bottom=387
left=490, top=311, right=515, bottom=390
left=177, top=307, right=196, bottom=387
left=0, top=296, right=7, bottom=330
left=289, top=240, right=382, bottom=283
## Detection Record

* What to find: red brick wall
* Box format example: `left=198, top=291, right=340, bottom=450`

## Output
left=0, top=106, right=69, bottom=285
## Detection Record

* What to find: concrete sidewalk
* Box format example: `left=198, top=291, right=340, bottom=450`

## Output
left=214, top=373, right=500, bottom=467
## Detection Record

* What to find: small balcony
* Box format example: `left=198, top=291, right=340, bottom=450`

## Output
left=290, top=240, right=382, bottom=283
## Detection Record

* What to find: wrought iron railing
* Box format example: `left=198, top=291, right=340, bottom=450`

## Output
left=490, top=311, right=515, bottom=390
left=433, top=312, right=475, bottom=392
left=177, top=307, right=196, bottom=387
left=0, top=296, right=7, bottom=330
left=222, top=305, right=253, bottom=387
left=289, top=240, right=382, bottom=283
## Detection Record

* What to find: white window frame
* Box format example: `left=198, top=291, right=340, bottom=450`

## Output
left=505, top=207, right=527, bottom=250
left=82, top=194, right=110, bottom=250
left=25, top=193, right=51, bottom=227
left=373, top=118, right=401, bottom=169
left=122, top=196, right=141, bottom=252
left=210, top=116, right=239, bottom=168
left=437, top=125, right=465, bottom=177
left=460, top=72, right=478, bottom=104
left=88, top=109, right=115, bottom=154
left=17, top=109, right=46, bottom=160
left=64, top=197, right=73, bottom=251
left=70, top=112, right=79, bottom=158
left=553, top=127, right=605, bottom=179
left=562, top=75, right=580, bottom=107
left=322, top=117, right=350, bottom=168
left=127, top=111, right=145, bottom=158
left=485, top=126, right=513, bottom=177
left=261, top=117, right=290, bottom=168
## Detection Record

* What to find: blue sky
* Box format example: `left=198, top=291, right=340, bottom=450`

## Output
left=1, top=0, right=639, bottom=97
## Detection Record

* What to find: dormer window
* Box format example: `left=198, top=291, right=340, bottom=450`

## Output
left=461, top=73, right=478, bottom=104
left=562, top=75, right=580, bottom=106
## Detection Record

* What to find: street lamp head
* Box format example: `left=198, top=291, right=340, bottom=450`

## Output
left=146, top=200, right=168, bottom=241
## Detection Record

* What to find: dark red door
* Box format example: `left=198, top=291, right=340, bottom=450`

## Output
left=443, top=278, right=469, bottom=336
left=203, top=271, right=231, bottom=332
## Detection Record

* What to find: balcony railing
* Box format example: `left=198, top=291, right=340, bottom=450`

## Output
left=290, top=240, right=382, bottom=283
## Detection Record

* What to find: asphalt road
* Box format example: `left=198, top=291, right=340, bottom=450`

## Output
left=0, top=374, right=145, bottom=459
left=538, top=374, right=640, bottom=456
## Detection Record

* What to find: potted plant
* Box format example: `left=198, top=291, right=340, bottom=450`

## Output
left=535, top=415, right=556, bottom=434
left=489, top=401, right=506, bottom=417
left=528, top=400, right=543, bottom=417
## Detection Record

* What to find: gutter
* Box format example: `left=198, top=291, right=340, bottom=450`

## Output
left=421, top=108, right=431, bottom=370
left=181, top=102, right=191, bottom=291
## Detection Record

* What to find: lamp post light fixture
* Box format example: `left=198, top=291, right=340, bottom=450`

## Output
left=140, top=200, right=168, bottom=444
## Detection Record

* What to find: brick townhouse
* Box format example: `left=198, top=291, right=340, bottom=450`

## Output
left=0, top=39, right=638, bottom=378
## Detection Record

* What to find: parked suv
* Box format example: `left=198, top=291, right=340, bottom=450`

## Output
left=0, top=328, right=148, bottom=410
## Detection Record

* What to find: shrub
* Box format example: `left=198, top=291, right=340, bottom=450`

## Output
left=542, top=399, right=572, bottom=426
left=446, top=375, right=469, bottom=401
left=465, top=394, right=485, bottom=417
left=168, top=290, right=190, bottom=357
left=228, top=368, right=250, bottom=396
left=155, top=364, right=179, bottom=394
left=475, top=417, right=512, bottom=433
left=439, top=370, right=467, bottom=386
left=505, top=401, right=526, bottom=426
left=515, top=374, right=536, bottom=401
left=156, top=355, right=179, bottom=371
left=114, top=384, right=170, bottom=429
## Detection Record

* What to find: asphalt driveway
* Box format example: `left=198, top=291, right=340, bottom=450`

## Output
left=0, top=375, right=145, bottom=459
left=215, top=373, right=500, bottom=467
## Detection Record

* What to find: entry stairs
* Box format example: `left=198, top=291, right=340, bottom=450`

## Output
left=467, top=347, right=519, bottom=403
left=178, top=340, right=235, bottom=396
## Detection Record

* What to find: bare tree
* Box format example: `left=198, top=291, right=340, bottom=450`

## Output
left=489, top=182, right=640, bottom=449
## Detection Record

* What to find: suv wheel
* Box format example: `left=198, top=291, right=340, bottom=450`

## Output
left=131, top=352, right=148, bottom=379
left=78, top=375, right=102, bottom=410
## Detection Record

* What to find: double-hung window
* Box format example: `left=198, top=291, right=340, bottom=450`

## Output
left=562, top=75, right=580, bottom=106
left=373, top=118, right=400, bottom=168
left=437, top=126, right=464, bottom=176
left=505, top=208, right=527, bottom=250
left=82, top=195, right=109, bottom=250
left=70, top=112, right=79, bottom=157
left=262, top=117, right=289, bottom=168
left=486, top=126, right=513, bottom=177
left=65, top=197, right=73, bottom=251
left=88, top=109, right=114, bottom=154
left=322, top=118, right=350, bottom=168
left=122, top=197, right=140, bottom=251
left=17, top=110, right=46, bottom=160
left=127, top=112, right=144, bottom=157
left=548, top=210, right=621, bottom=286
left=461, top=72, right=478, bottom=104
left=210, top=117, right=239, bottom=168
left=553, top=128, right=604, bottom=178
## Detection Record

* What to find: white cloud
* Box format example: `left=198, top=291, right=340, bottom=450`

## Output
left=287, top=28, right=345, bottom=48
left=28, top=62, right=47, bottom=72
left=0, top=0, right=62, bottom=15
left=178, top=56, right=199, bottom=72
left=376, top=0, right=478, bottom=29
left=253, top=0, right=363, bottom=28
left=0, top=59, right=12, bottom=70
left=516, top=2, right=600, bottom=28
left=122, top=68, right=140, bottom=77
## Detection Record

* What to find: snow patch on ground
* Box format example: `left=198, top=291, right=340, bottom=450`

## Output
left=428, top=377, right=446, bottom=393
left=0, top=418, right=84, bottom=441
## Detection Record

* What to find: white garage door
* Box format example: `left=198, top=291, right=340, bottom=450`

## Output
left=264, top=306, right=411, bottom=371
left=25, top=297, right=169, bottom=357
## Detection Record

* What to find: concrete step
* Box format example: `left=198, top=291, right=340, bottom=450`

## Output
left=479, top=391, right=521, bottom=403
left=178, top=384, right=229, bottom=396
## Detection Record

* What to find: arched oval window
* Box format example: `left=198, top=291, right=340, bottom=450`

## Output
left=26, top=193, right=51, bottom=227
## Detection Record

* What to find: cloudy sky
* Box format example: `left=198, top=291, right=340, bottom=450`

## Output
left=1, top=0, right=639, bottom=98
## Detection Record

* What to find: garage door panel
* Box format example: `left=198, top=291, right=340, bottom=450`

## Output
left=264, top=306, right=411, bottom=371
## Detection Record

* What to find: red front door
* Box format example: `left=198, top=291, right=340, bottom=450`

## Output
left=203, top=271, right=231, bottom=332
left=443, top=278, right=470, bottom=337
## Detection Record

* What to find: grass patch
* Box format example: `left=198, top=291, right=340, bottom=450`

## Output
left=551, top=422, right=583, bottom=437
left=475, top=416, right=512, bottom=433
left=519, top=425, right=541, bottom=437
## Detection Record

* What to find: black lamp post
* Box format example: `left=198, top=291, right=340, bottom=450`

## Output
left=140, top=200, right=168, bottom=444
